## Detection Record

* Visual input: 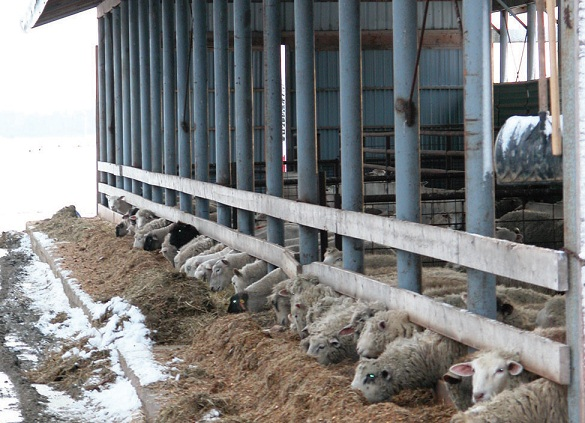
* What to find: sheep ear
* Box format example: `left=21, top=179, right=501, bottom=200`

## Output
left=221, top=259, right=229, bottom=265
left=328, top=337, right=340, bottom=347
left=449, top=363, right=474, bottom=377
left=338, top=326, right=355, bottom=336
left=278, top=289, right=290, bottom=297
left=508, top=361, right=524, bottom=376
left=233, top=269, right=242, bottom=276
left=442, top=371, right=462, bottom=385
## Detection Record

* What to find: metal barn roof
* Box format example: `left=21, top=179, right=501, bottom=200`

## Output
left=22, top=0, right=102, bottom=31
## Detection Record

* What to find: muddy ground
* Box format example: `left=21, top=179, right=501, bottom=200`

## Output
left=26, top=207, right=458, bottom=422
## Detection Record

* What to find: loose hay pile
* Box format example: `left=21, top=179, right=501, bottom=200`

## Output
left=28, top=207, right=458, bottom=422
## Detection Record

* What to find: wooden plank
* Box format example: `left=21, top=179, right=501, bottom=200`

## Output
left=304, top=262, right=570, bottom=385
left=98, top=184, right=301, bottom=278
left=96, top=165, right=568, bottom=291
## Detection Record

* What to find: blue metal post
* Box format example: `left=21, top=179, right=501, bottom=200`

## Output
left=500, top=11, right=508, bottom=83
left=339, top=0, right=364, bottom=273
left=560, top=2, right=585, bottom=420
left=264, top=0, right=284, bottom=250
left=393, top=0, right=422, bottom=292
left=138, top=0, right=152, bottom=200
left=150, top=0, right=163, bottom=204
left=129, top=0, right=142, bottom=195
left=526, top=3, right=536, bottom=81
left=214, top=0, right=231, bottom=227
left=121, top=1, right=132, bottom=191
left=294, top=0, right=320, bottom=265
left=162, top=0, right=177, bottom=207
left=192, top=0, right=209, bottom=219
left=176, top=0, right=192, bottom=213
left=462, top=0, right=496, bottom=319
left=113, top=7, right=124, bottom=189
left=234, top=0, right=254, bottom=235
left=98, top=17, right=108, bottom=205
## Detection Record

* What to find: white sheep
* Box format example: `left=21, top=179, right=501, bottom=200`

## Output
left=161, top=233, right=178, bottom=265
left=208, top=252, right=255, bottom=292
left=351, top=329, right=467, bottom=403
left=341, top=300, right=387, bottom=337
left=449, top=377, right=567, bottom=423
left=535, top=295, right=565, bottom=328
left=142, top=223, right=175, bottom=251
left=231, top=259, right=269, bottom=293
left=355, top=310, right=423, bottom=359
left=448, top=349, right=536, bottom=404
left=268, top=279, right=293, bottom=327
left=323, top=247, right=343, bottom=267
left=289, top=283, right=340, bottom=337
left=106, top=194, right=133, bottom=214
left=227, top=268, right=289, bottom=314
left=495, top=226, right=523, bottom=242
left=132, top=208, right=157, bottom=229
left=182, top=247, right=232, bottom=278
left=173, top=236, right=215, bottom=270
left=304, top=298, right=360, bottom=365
left=132, top=218, right=172, bottom=249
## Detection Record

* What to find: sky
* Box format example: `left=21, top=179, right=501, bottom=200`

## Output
left=0, top=2, right=98, bottom=231
left=0, top=1, right=97, bottom=115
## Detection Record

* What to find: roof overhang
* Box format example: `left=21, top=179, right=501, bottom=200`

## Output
left=21, top=0, right=102, bottom=32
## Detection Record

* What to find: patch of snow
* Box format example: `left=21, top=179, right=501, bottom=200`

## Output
left=0, top=372, right=23, bottom=423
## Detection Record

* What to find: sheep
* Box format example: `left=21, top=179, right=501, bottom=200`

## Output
left=116, top=208, right=158, bottom=238
left=535, top=294, right=565, bottom=328
left=166, top=221, right=199, bottom=250
left=143, top=223, right=175, bottom=251
left=161, top=233, right=178, bottom=265
left=495, top=226, right=523, bottom=242
left=447, top=349, right=537, bottom=404
left=289, top=283, right=340, bottom=337
left=355, top=310, right=423, bottom=359
left=449, top=377, right=567, bottom=423
left=497, top=209, right=564, bottom=248
left=106, top=194, right=133, bottom=214
left=227, top=268, right=289, bottom=314
left=183, top=247, right=232, bottom=278
left=323, top=247, right=343, bottom=267
left=231, top=259, right=269, bottom=293
left=133, top=218, right=172, bottom=249
left=132, top=208, right=158, bottom=229
left=341, top=300, right=387, bottom=337
left=191, top=258, right=220, bottom=281
left=268, top=279, right=293, bottom=326
left=208, top=252, right=255, bottom=292
left=351, top=329, right=467, bottom=403
left=173, top=236, right=216, bottom=271
left=304, top=298, right=360, bottom=365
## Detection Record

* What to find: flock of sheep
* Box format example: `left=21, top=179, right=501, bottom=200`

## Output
left=106, top=195, right=568, bottom=422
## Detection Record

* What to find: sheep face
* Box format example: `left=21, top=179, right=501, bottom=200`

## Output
left=115, top=219, right=133, bottom=237
left=227, top=293, right=248, bottom=313
left=209, top=260, right=232, bottom=292
left=351, top=359, right=396, bottom=403
left=356, top=311, right=420, bottom=359
left=449, top=350, right=524, bottom=404
left=270, top=292, right=291, bottom=327
left=306, top=334, right=352, bottom=365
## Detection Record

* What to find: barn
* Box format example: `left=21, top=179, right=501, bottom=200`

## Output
left=21, top=0, right=585, bottom=421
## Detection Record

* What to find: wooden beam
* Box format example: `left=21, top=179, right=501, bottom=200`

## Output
left=304, top=262, right=570, bottom=385
left=97, top=163, right=568, bottom=291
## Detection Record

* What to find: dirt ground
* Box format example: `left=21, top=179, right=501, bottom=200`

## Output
left=29, top=207, right=458, bottom=422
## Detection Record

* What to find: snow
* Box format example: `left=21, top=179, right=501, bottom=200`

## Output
left=0, top=233, right=171, bottom=421
left=0, top=373, right=23, bottom=423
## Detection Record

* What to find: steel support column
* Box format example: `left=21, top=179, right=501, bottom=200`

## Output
left=500, top=11, right=508, bottom=83
left=294, top=0, right=319, bottom=264
left=176, top=0, right=192, bottom=213
left=192, top=0, right=209, bottom=219
left=214, top=0, right=231, bottom=227
left=560, top=1, right=585, bottom=420
left=339, top=0, right=364, bottom=273
left=129, top=0, right=142, bottom=195
left=264, top=0, right=285, bottom=251
left=121, top=1, right=132, bottom=191
left=393, top=0, right=422, bottom=292
left=162, top=0, right=177, bottom=207
left=150, top=0, right=163, bottom=204
left=112, top=7, right=124, bottom=189
left=138, top=0, right=152, bottom=200
left=462, top=0, right=496, bottom=319
left=98, top=17, right=108, bottom=205
left=234, top=0, right=254, bottom=235
left=526, top=3, right=536, bottom=81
